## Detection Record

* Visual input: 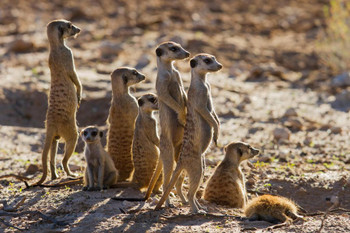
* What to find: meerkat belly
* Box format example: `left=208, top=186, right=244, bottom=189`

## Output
left=197, top=112, right=212, bottom=153
left=47, top=80, right=77, bottom=123
left=133, top=136, right=158, bottom=187
left=205, top=172, right=243, bottom=207
left=107, top=107, right=137, bottom=180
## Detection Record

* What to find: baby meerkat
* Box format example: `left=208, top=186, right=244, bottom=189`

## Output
left=145, top=41, right=190, bottom=206
left=81, top=126, right=118, bottom=191
left=132, top=93, right=163, bottom=193
left=204, top=142, right=260, bottom=208
left=106, top=67, right=145, bottom=181
left=245, top=195, right=303, bottom=224
left=37, top=19, right=82, bottom=185
left=155, top=53, right=222, bottom=214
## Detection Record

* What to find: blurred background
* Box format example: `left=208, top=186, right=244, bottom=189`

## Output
left=0, top=0, right=349, bottom=128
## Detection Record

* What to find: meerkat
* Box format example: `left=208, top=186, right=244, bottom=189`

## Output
left=106, top=67, right=145, bottom=181
left=132, top=93, right=163, bottom=193
left=245, top=194, right=303, bottom=224
left=204, top=142, right=260, bottom=208
left=155, top=53, right=222, bottom=214
left=36, top=19, right=82, bottom=185
left=81, top=126, right=118, bottom=191
left=144, top=41, right=190, bottom=206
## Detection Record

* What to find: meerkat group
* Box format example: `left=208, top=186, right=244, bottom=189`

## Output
left=37, top=19, right=303, bottom=225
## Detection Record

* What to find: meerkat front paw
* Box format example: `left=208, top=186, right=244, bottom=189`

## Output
left=82, top=186, right=89, bottom=191
left=177, top=111, right=186, bottom=126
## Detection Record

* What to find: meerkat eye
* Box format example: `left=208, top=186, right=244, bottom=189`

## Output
left=68, top=23, right=72, bottom=29
left=83, top=131, right=88, bottom=136
left=91, top=131, right=98, bottom=137
left=203, top=58, right=212, bottom=64
left=237, top=148, right=243, bottom=157
left=169, top=47, right=178, bottom=52
left=149, top=97, right=156, bottom=103
left=133, top=71, right=138, bottom=76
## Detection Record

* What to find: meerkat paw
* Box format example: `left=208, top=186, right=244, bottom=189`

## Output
left=87, top=187, right=100, bottom=191
left=194, top=209, right=207, bottom=215
left=67, top=172, right=79, bottom=178
left=82, top=186, right=89, bottom=191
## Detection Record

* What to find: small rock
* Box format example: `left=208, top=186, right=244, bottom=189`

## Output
left=8, top=39, right=34, bottom=53
left=278, top=150, right=289, bottom=162
left=258, top=155, right=271, bottom=163
left=99, top=41, right=123, bottom=58
left=296, top=187, right=307, bottom=196
left=25, top=164, right=39, bottom=175
left=331, top=72, right=350, bottom=87
left=246, top=177, right=255, bottom=186
left=135, top=54, right=151, bottom=70
left=284, top=117, right=303, bottom=131
left=273, top=127, right=291, bottom=142
left=283, top=108, right=298, bottom=118
left=330, top=126, right=342, bottom=134
left=331, top=90, right=350, bottom=111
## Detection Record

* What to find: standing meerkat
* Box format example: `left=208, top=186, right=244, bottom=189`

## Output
left=132, top=93, right=163, bottom=193
left=155, top=53, right=222, bottom=214
left=37, top=19, right=82, bottom=185
left=144, top=41, right=190, bottom=206
left=204, top=142, right=259, bottom=208
left=106, top=67, right=145, bottom=181
left=245, top=194, right=303, bottom=224
left=81, top=126, right=119, bottom=191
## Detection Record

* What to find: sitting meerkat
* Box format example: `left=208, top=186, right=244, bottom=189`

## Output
left=37, top=19, right=82, bottom=185
left=204, top=142, right=260, bottom=208
left=132, top=93, right=163, bottom=193
left=106, top=68, right=145, bottom=181
left=155, top=53, right=222, bottom=214
left=81, top=126, right=119, bottom=191
left=245, top=194, right=303, bottom=224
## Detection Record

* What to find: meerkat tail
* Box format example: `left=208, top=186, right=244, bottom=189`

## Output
left=144, top=158, right=163, bottom=200
left=36, top=128, right=56, bottom=185
left=155, top=164, right=183, bottom=210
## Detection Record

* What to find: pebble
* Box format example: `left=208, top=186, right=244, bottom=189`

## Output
left=273, top=127, right=291, bottom=142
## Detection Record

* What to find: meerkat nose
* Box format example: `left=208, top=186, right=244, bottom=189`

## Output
left=185, top=51, right=190, bottom=57
left=217, top=64, right=223, bottom=69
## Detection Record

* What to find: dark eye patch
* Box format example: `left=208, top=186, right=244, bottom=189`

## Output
left=203, top=58, right=212, bottom=64
left=133, top=70, right=138, bottom=75
left=91, top=131, right=98, bottom=137
left=169, top=46, right=178, bottom=52
left=237, top=148, right=243, bottom=157
left=68, top=23, right=72, bottom=29
left=83, top=131, right=88, bottom=136
left=149, top=97, right=156, bottom=103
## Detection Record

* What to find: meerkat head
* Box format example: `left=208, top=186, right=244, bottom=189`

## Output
left=81, top=126, right=103, bottom=144
left=138, top=93, right=158, bottom=113
left=47, top=19, right=81, bottom=42
left=224, top=142, right=260, bottom=165
left=155, top=41, right=190, bottom=61
left=111, top=67, right=145, bottom=92
left=190, top=53, right=222, bottom=75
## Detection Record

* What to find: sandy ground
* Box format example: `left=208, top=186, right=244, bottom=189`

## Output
left=1, top=0, right=350, bottom=232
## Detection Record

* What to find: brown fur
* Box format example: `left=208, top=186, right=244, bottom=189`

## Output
left=144, top=42, right=189, bottom=206
left=245, top=195, right=303, bottom=224
left=81, top=126, right=118, bottom=191
left=106, top=68, right=145, bottom=181
left=37, top=19, right=82, bottom=185
left=204, top=142, right=259, bottom=208
left=132, top=94, right=163, bottom=193
left=155, top=53, right=222, bottom=214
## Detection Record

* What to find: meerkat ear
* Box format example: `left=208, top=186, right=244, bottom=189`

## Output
left=99, top=131, right=103, bottom=138
left=190, top=59, right=197, bottom=68
left=156, top=48, right=163, bottom=57
left=122, top=74, right=128, bottom=84
left=138, top=98, right=144, bottom=107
